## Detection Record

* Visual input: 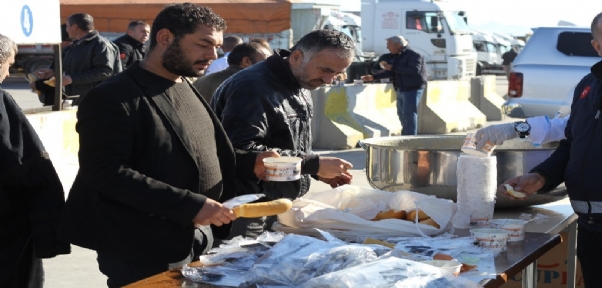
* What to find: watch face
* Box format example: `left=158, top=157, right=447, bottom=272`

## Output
left=515, top=122, right=530, bottom=133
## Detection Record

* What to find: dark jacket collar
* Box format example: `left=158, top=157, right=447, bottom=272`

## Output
left=122, top=34, right=144, bottom=49
left=264, top=49, right=302, bottom=90
left=592, top=59, right=602, bottom=79
left=73, top=30, right=99, bottom=46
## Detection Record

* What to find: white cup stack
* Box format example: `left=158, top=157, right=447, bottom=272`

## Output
left=452, top=154, right=497, bottom=228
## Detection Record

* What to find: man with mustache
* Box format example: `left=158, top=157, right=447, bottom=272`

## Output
left=57, top=4, right=275, bottom=287
left=212, top=29, right=355, bottom=240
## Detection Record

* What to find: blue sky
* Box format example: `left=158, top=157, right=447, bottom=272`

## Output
left=341, top=0, right=598, bottom=29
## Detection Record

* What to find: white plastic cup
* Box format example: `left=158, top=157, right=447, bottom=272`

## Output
left=461, top=132, right=495, bottom=157
left=489, top=219, right=527, bottom=241
left=470, top=228, right=510, bottom=253
left=263, top=156, right=302, bottom=181
left=420, top=260, right=462, bottom=276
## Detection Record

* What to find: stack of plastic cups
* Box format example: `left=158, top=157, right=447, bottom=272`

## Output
left=452, top=135, right=497, bottom=229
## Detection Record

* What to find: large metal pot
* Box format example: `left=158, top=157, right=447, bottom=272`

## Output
left=360, top=135, right=567, bottom=208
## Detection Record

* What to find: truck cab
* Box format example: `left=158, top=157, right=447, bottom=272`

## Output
left=471, top=31, right=499, bottom=75
left=361, top=0, right=477, bottom=80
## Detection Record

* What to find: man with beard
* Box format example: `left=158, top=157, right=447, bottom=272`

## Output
left=57, top=4, right=275, bottom=287
left=211, top=29, right=355, bottom=240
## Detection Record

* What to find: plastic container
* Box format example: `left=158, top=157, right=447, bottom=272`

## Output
left=489, top=219, right=528, bottom=242
left=461, top=132, right=495, bottom=157
left=420, top=260, right=463, bottom=276
left=263, top=157, right=302, bottom=181
left=470, top=228, right=510, bottom=253
left=469, top=200, right=496, bottom=226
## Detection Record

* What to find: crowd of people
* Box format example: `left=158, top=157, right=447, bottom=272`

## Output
left=2, top=2, right=602, bottom=288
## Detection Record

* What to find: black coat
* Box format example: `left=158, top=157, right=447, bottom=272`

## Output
left=58, top=62, right=249, bottom=263
left=371, top=47, right=427, bottom=92
left=113, top=34, right=146, bottom=71
left=0, top=89, right=70, bottom=285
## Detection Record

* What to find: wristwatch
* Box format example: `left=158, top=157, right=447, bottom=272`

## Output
left=514, top=121, right=531, bottom=138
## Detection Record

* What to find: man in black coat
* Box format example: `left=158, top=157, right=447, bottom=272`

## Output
left=57, top=4, right=275, bottom=287
left=113, top=20, right=150, bottom=71
left=0, top=33, right=70, bottom=288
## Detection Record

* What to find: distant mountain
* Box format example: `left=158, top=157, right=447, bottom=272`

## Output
left=469, top=22, right=533, bottom=37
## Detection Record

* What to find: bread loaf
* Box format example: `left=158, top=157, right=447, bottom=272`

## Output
left=406, top=209, right=430, bottom=221
left=372, top=209, right=406, bottom=221
left=232, top=198, right=293, bottom=218
left=44, top=77, right=56, bottom=87
left=419, top=218, right=440, bottom=229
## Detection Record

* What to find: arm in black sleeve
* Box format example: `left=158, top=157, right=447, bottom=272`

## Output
left=70, top=41, right=116, bottom=85
left=115, top=42, right=131, bottom=71
left=392, top=52, right=423, bottom=75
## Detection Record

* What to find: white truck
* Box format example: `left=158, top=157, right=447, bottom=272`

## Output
left=361, top=0, right=477, bottom=80
left=470, top=31, right=501, bottom=75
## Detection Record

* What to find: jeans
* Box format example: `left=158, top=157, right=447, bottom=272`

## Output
left=396, top=88, right=424, bottom=135
left=577, top=225, right=602, bottom=287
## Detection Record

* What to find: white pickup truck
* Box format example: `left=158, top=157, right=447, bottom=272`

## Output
left=503, top=26, right=600, bottom=118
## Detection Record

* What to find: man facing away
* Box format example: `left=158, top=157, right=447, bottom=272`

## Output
left=361, top=35, right=427, bottom=135
left=193, top=41, right=271, bottom=103
left=204, top=35, right=243, bottom=75
left=212, top=29, right=355, bottom=240
left=498, top=12, right=602, bottom=288
left=113, top=20, right=150, bottom=71
left=57, top=4, right=274, bottom=287
left=0, top=33, right=70, bottom=288
left=34, top=13, right=121, bottom=105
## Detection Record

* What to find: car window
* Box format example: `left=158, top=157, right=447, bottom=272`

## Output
left=556, top=32, right=597, bottom=57
left=406, top=11, right=442, bottom=33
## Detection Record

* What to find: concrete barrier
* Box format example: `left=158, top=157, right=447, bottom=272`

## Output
left=311, top=83, right=401, bottom=149
left=470, top=76, right=506, bottom=121
left=418, top=80, right=486, bottom=134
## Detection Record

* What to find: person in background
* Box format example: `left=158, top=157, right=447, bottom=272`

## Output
left=212, top=29, right=355, bottom=241
left=250, top=37, right=272, bottom=53
left=361, top=35, right=427, bottom=135
left=34, top=13, right=121, bottom=105
left=502, top=47, right=518, bottom=80
left=204, top=35, right=242, bottom=75
left=113, top=20, right=150, bottom=70
left=475, top=115, right=569, bottom=150
left=29, top=23, right=72, bottom=106
left=0, top=33, right=70, bottom=288
left=193, top=41, right=271, bottom=103
left=56, top=4, right=275, bottom=287
left=498, top=12, right=602, bottom=287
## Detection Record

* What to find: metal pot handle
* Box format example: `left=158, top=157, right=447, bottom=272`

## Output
left=357, top=140, right=366, bottom=149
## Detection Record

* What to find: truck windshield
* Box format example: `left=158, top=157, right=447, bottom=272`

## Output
left=443, top=11, right=470, bottom=35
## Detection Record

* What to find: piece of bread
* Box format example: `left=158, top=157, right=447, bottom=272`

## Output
left=406, top=209, right=430, bottom=221
left=44, top=77, right=56, bottom=87
left=363, top=237, right=396, bottom=248
left=433, top=253, right=454, bottom=261
left=372, top=209, right=406, bottom=221
left=232, top=198, right=293, bottom=218
left=419, top=218, right=440, bottom=229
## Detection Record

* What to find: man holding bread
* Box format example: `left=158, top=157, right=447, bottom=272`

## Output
left=212, top=29, right=356, bottom=240
left=57, top=4, right=275, bottom=287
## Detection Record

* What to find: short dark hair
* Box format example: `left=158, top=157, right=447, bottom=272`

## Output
left=149, top=3, right=227, bottom=49
left=592, top=12, right=602, bottom=40
left=291, top=29, right=355, bottom=62
left=222, top=35, right=243, bottom=52
left=67, top=13, right=94, bottom=31
left=227, top=42, right=265, bottom=66
left=250, top=38, right=271, bottom=50
left=128, top=20, right=149, bottom=31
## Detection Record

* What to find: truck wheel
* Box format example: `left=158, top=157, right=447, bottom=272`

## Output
left=25, top=58, right=53, bottom=75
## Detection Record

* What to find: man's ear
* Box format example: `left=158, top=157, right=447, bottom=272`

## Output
left=592, top=39, right=602, bottom=56
left=289, top=50, right=304, bottom=66
left=155, top=28, right=173, bottom=47
left=241, top=56, right=253, bottom=68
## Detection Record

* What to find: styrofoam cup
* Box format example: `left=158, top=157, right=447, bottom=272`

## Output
left=470, top=228, right=510, bottom=253
left=469, top=200, right=496, bottom=226
left=461, top=132, right=495, bottom=157
left=263, top=157, right=302, bottom=181
left=421, top=260, right=462, bottom=276
left=489, top=219, right=527, bottom=241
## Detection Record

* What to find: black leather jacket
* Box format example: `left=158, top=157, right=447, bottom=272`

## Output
left=212, top=51, right=320, bottom=200
left=113, top=34, right=146, bottom=71
left=371, top=47, right=427, bottom=91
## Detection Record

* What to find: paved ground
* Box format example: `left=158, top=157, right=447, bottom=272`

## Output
left=1, top=75, right=519, bottom=287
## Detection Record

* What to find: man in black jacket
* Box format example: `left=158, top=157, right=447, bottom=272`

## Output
left=34, top=13, right=121, bottom=105
left=212, top=30, right=355, bottom=240
left=113, top=20, right=150, bottom=71
left=57, top=4, right=274, bottom=287
left=498, top=12, right=602, bottom=287
left=0, top=33, right=70, bottom=288
left=361, top=35, right=427, bottom=135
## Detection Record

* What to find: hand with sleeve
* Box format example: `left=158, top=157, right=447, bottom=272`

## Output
left=254, top=150, right=280, bottom=181
left=318, top=171, right=353, bottom=188
left=498, top=173, right=546, bottom=200
left=316, top=156, right=353, bottom=179
left=192, top=198, right=236, bottom=226
left=475, top=123, right=516, bottom=150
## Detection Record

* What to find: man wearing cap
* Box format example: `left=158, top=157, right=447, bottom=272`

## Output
left=361, top=36, right=427, bottom=135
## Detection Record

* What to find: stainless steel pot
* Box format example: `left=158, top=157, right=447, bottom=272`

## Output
left=359, top=135, right=567, bottom=208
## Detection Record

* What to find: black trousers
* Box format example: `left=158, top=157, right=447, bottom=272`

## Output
left=97, top=227, right=212, bottom=288
left=576, top=225, right=602, bottom=288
